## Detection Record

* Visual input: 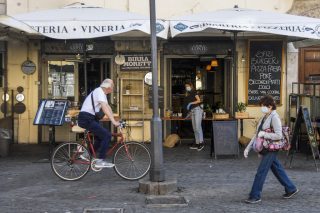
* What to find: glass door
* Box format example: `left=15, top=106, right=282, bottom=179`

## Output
left=47, top=61, right=77, bottom=101
left=78, top=58, right=111, bottom=105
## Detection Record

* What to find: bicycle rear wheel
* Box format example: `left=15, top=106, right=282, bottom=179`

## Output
left=51, top=142, right=91, bottom=181
left=113, top=142, right=151, bottom=180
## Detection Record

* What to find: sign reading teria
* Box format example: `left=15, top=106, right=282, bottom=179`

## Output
left=25, top=20, right=168, bottom=39
left=12, top=5, right=169, bottom=39
left=120, top=54, right=151, bottom=71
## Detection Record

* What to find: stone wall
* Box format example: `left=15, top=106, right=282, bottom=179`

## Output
left=289, top=0, right=320, bottom=17
left=0, top=0, right=6, bottom=15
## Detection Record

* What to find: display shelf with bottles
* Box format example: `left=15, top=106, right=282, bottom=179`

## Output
left=120, top=78, right=145, bottom=141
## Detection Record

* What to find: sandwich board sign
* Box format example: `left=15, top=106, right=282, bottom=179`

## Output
left=288, top=106, right=320, bottom=170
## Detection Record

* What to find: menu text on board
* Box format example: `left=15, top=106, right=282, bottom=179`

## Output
left=248, top=41, right=282, bottom=105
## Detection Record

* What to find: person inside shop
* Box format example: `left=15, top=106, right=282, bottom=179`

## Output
left=184, top=82, right=204, bottom=151
left=243, top=95, right=299, bottom=204
left=78, top=78, right=120, bottom=168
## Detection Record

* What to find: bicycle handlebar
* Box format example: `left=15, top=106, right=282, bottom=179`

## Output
left=119, top=120, right=126, bottom=129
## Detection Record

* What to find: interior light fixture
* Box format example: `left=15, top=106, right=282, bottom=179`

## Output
left=75, top=53, right=81, bottom=60
left=211, top=59, right=218, bottom=67
left=206, top=65, right=212, bottom=71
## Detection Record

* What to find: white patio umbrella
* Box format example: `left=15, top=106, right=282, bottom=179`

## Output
left=0, top=14, right=40, bottom=42
left=0, top=15, right=38, bottom=34
left=12, top=3, right=168, bottom=39
left=170, top=7, right=320, bottom=40
left=169, top=6, right=320, bottom=115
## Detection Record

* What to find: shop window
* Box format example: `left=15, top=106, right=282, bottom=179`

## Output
left=299, top=47, right=320, bottom=82
left=48, top=61, right=76, bottom=100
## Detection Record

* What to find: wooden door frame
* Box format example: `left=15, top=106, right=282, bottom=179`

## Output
left=299, top=46, right=320, bottom=82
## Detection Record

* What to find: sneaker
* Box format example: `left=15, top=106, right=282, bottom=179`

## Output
left=244, top=198, right=261, bottom=204
left=189, top=143, right=198, bottom=150
left=79, top=153, right=90, bottom=161
left=95, top=159, right=115, bottom=168
left=283, top=189, right=299, bottom=199
left=197, top=143, right=204, bottom=151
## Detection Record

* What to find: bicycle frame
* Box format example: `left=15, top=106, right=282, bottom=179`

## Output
left=72, top=127, right=134, bottom=164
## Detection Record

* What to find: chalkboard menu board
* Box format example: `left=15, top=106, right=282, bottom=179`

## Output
left=291, top=106, right=320, bottom=158
left=34, top=99, right=68, bottom=126
left=248, top=41, right=283, bottom=105
left=212, top=120, right=238, bottom=159
left=301, top=107, right=319, bottom=158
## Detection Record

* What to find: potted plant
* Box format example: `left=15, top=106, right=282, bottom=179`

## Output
left=235, top=102, right=249, bottom=118
left=125, top=84, right=131, bottom=94
left=212, top=101, right=229, bottom=120
left=203, top=104, right=213, bottom=118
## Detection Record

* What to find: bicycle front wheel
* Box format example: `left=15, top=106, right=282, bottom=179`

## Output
left=51, top=142, right=91, bottom=181
left=113, top=142, right=151, bottom=180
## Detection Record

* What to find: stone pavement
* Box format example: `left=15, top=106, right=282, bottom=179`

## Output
left=0, top=143, right=320, bottom=213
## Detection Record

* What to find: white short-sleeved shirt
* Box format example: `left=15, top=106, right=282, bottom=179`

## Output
left=80, top=87, right=108, bottom=115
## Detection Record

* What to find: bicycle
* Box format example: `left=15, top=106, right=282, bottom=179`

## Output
left=51, top=121, right=151, bottom=181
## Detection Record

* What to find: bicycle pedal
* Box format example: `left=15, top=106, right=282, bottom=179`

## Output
left=91, top=159, right=103, bottom=172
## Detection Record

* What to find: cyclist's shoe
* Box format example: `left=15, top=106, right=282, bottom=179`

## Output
left=189, top=143, right=198, bottom=150
left=95, top=159, right=115, bottom=168
left=197, top=143, right=204, bottom=151
left=79, top=153, right=90, bottom=161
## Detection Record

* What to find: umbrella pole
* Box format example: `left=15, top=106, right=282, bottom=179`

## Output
left=232, top=32, right=238, bottom=116
left=149, top=0, right=165, bottom=182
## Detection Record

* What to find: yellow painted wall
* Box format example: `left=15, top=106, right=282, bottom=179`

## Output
left=237, top=39, right=287, bottom=139
left=7, top=40, right=40, bottom=143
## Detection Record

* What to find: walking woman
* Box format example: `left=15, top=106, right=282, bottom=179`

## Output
left=184, top=82, right=204, bottom=151
left=244, top=95, right=299, bottom=204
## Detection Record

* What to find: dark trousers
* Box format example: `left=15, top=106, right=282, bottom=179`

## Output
left=78, top=112, right=111, bottom=159
left=249, top=151, right=296, bottom=199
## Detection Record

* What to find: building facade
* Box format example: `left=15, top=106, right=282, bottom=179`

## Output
left=1, top=0, right=301, bottom=144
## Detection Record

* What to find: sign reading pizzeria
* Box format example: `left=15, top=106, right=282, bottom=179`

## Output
left=120, top=54, right=151, bottom=71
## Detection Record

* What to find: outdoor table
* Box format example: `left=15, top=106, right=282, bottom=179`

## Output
left=235, top=117, right=255, bottom=137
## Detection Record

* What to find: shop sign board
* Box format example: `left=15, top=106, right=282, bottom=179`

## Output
left=120, top=54, right=151, bottom=71
left=34, top=99, right=68, bottom=126
left=163, top=41, right=232, bottom=55
left=21, top=60, right=36, bottom=75
left=43, top=41, right=114, bottom=54
left=247, top=40, right=282, bottom=105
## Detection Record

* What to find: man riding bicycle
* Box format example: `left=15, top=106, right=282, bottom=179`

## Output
left=78, top=79, right=120, bottom=168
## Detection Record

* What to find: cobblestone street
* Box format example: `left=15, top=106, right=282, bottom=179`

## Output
left=0, top=143, right=319, bottom=213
